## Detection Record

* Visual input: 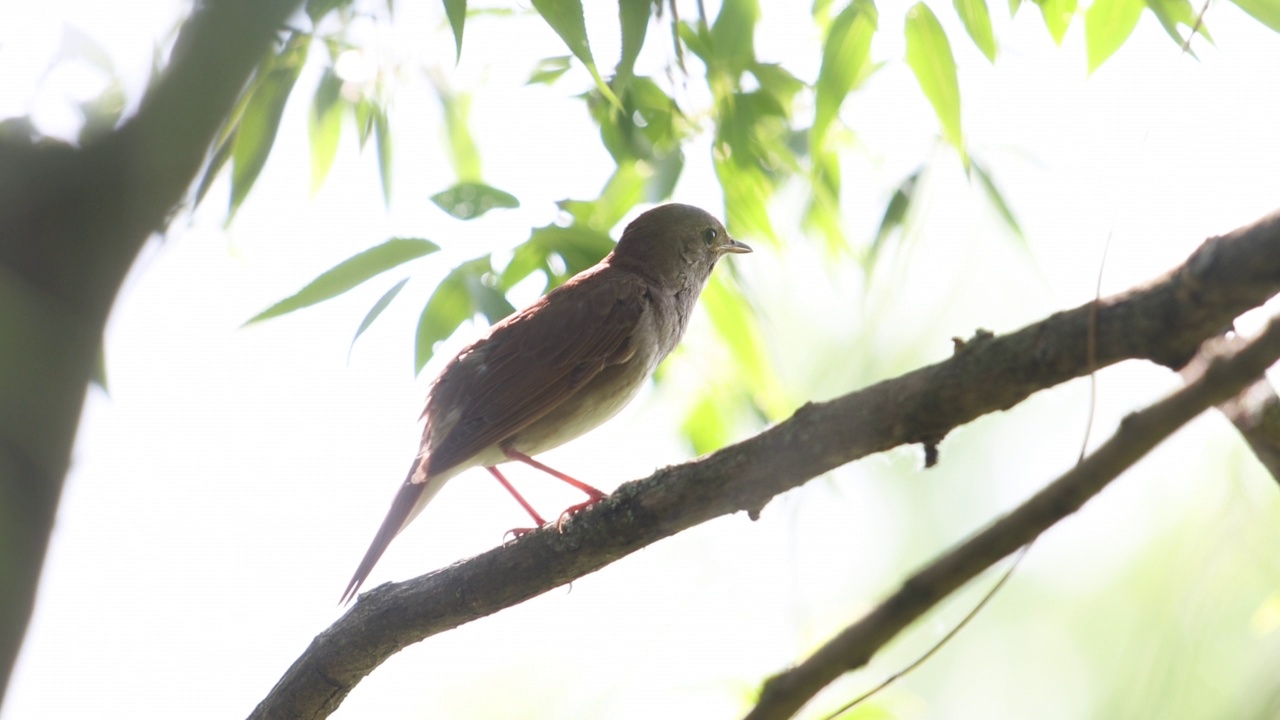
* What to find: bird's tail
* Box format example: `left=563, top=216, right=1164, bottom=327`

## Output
left=340, top=456, right=438, bottom=605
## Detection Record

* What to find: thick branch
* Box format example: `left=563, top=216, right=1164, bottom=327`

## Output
left=1182, top=336, right=1280, bottom=484
left=0, top=0, right=302, bottom=705
left=251, top=210, right=1280, bottom=720
left=745, top=314, right=1280, bottom=720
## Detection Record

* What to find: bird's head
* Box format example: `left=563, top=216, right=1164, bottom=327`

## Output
left=610, top=203, right=751, bottom=287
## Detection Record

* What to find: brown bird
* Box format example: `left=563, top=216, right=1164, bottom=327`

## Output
left=341, top=203, right=750, bottom=604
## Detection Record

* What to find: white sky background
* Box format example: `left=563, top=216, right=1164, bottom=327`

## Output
left=4, top=1, right=1280, bottom=718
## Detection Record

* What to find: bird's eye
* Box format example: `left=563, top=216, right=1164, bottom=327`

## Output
left=702, top=227, right=718, bottom=246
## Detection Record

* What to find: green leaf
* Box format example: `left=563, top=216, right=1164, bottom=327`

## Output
left=1010, top=0, right=1023, bottom=14
left=530, top=0, right=623, bottom=111
left=306, top=0, right=347, bottom=24
left=1145, top=0, right=1212, bottom=49
left=905, top=4, right=964, bottom=155
left=353, top=98, right=374, bottom=148
left=954, top=0, right=998, bottom=62
left=527, top=55, right=573, bottom=85
left=617, top=0, right=651, bottom=81
left=871, top=169, right=920, bottom=262
left=438, top=89, right=482, bottom=181
left=715, top=159, right=777, bottom=245
left=230, top=33, right=311, bottom=219
left=682, top=392, right=732, bottom=455
left=245, top=238, right=440, bottom=325
left=431, top=182, right=520, bottom=220
left=195, top=127, right=235, bottom=208
left=813, top=0, right=878, bottom=151
left=559, top=162, right=646, bottom=230
left=413, top=258, right=514, bottom=373
left=350, top=277, right=410, bottom=355
left=711, top=0, right=760, bottom=75
left=444, top=0, right=467, bottom=62
left=1085, top=0, right=1143, bottom=71
left=308, top=68, right=344, bottom=193
left=1230, top=0, right=1280, bottom=32
left=971, top=160, right=1024, bottom=241
left=1034, top=0, right=1077, bottom=44
left=415, top=271, right=470, bottom=373
left=374, top=106, right=392, bottom=207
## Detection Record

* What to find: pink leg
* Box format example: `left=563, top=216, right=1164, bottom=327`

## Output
left=486, top=466, right=546, bottom=538
left=502, top=448, right=607, bottom=529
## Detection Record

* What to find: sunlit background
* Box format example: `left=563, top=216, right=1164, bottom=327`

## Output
left=4, top=0, right=1280, bottom=718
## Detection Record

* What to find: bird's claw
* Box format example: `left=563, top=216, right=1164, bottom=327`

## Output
left=503, top=527, right=538, bottom=544
left=555, top=496, right=605, bottom=532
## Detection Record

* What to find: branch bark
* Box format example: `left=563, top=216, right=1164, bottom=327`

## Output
left=249, top=209, right=1280, bottom=720
left=0, top=0, right=302, bottom=704
left=745, top=313, right=1280, bottom=720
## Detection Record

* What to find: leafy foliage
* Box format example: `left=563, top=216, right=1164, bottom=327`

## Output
left=202, top=0, right=1277, bottom=430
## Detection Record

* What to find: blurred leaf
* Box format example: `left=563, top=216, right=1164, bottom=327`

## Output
left=438, top=88, right=482, bottom=181
left=805, top=146, right=846, bottom=253
left=246, top=238, right=440, bottom=325
left=78, top=80, right=125, bottom=145
left=306, top=0, right=347, bottom=23
left=954, top=0, right=998, bottom=62
left=702, top=274, right=776, bottom=412
left=711, top=0, right=760, bottom=75
left=715, top=158, right=777, bottom=244
left=813, top=0, right=878, bottom=151
left=444, top=0, right=467, bottom=61
left=682, top=392, right=732, bottom=455
left=374, top=106, right=392, bottom=207
left=1035, top=0, right=1077, bottom=44
left=1229, top=0, right=1280, bottom=32
left=230, top=33, right=311, bottom=218
left=871, top=169, right=921, bottom=262
left=751, top=63, right=805, bottom=109
left=1085, top=0, right=1143, bottom=71
left=971, top=160, right=1025, bottom=242
left=431, top=182, right=519, bottom=219
left=350, top=277, right=410, bottom=354
left=1010, top=0, right=1023, bottom=14
left=644, top=150, right=685, bottom=201
left=503, top=223, right=615, bottom=290
left=618, top=0, right=651, bottom=81
left=560, top=162, right=646, bottom=230
left=195, top=129, right=235, bottom=207
left=308, top=68, right=344, bottom=193
left=414, top=258, right=514, bottom=373
left=905, top=4, right=965, bottom=156
left=1145, top=0, right=1212, bottom=50
left=416, top=271, right=470, bottom=373
left=353, top=98, right=374, bottom=148
left=530, top=0, right=623, bottom=111
left=528, top=55, right=573, bottom=85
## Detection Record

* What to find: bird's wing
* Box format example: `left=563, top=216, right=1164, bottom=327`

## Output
left=423, top=265, right=649, bottom=477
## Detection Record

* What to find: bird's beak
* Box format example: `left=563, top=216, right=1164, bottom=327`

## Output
left=720, top=237, right=752, bottom=254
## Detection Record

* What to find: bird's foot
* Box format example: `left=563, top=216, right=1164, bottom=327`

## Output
left=503, top=526, right=539, bottom=544
left=555, top=495, right=605, bottom=532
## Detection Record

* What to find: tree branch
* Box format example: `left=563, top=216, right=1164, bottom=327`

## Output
left=0, top=0, right=302, bottom=705
left=744, top=313, right=1280, bottom=720
left=250, top=209, right=1280, bottom=720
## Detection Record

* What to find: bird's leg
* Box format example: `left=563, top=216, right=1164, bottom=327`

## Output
left=486, top=466, right=546, bottom=540
left=502, top=448, right=607, bottom=530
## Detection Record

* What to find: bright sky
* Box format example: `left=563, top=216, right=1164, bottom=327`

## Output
left=4, top=1, right=1280, bottom=719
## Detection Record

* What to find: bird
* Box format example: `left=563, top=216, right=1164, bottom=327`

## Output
left=340, top=203, right=751, bottom=604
